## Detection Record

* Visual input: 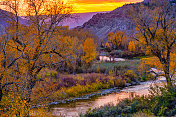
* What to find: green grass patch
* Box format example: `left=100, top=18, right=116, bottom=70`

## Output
left=133, top=56, right=154, bottom=60
left=91, top=60, right=140, bottom=75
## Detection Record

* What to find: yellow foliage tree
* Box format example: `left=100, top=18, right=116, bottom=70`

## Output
left=130, top=0, right=176, bottom=86
left=0, top=0, right=74, bottom=115
left=128, top=41, right=136, bottom=52
left=108, top=31, right=125, bottom=50
left=82, top=38, right=97, bottom=65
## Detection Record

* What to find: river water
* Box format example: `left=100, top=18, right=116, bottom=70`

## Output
left=49, top=80, right=166, bottom=117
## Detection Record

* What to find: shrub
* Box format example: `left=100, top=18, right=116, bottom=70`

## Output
left=131, top=85, right=176, bottom=116
left=32, top=73, right=131, bottom=103
left=45, top=73, right=50, bottom=77
left=96, top=65, right=100, bottom=73
left=146, top=73, right=155, bottom=80
left=115, top=78, right=126, bottom=87
left=133, top=112, right=156, bottom=117
left=109, top=70, right=114, bottom=76
left=126, top=78, right=132, bottom=84
left=37, top=74, right=42, bottom=79
left=124, top=70, right=137, bottom=81
left=141, top=76, right=147, bottom=81
left=50, top=70, right=57, bottom=77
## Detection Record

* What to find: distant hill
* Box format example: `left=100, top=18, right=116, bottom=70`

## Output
left=0, top=9, right=29, bottom=33
left=0, top=9, right=10, bottom=33
left=76, top=0, right=176, bottom=40
left=0, top=9, right=105, bottom=31
left=60, top=12, right=107, bottom=29
left=143, top=0, right=176, bottom=3
left=76, top=4, right=135, bottom=40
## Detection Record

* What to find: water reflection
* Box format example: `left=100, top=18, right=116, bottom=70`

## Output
left=51, top=82, right=152, bottom=117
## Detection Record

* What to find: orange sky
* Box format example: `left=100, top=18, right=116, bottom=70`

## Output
left=68, top=0, right=143, bottom=13
left=0, top=0, right=143, bottom=14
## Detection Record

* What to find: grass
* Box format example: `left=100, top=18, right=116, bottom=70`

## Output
left=133, top=55, right=154, bottom=59
left=91, top=60, right=140, bottom=75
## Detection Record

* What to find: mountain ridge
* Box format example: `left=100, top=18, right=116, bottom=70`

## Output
left=0, top=9, right=106, bottom=30
left=76, top=0, right=176, bottom=40
left=76, top=3, right=136, bottom=40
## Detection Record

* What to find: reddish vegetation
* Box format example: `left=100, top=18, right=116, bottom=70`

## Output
left=31, top=72, right=139, bottom=104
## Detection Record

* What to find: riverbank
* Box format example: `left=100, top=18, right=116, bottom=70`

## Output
left=85, top=81, right=176, bottom=117
left=30, top=59, right=142, bottom=106
left=31, top=80, right=141, bottom=109
left=50, top=80, right=166, bottom=116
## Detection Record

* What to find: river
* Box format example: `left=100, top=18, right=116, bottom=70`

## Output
left=49, top=80, right=166, bottom=117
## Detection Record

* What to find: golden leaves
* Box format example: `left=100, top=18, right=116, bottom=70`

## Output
left=0, top=92, right=30, bottom=117
left=128, top=41, right=136, bottom=52
left=108, top=31, right=125, bottom=49
left=82, top=38, right=97, bottom=64
left=139, top=53, right=176, bottom=74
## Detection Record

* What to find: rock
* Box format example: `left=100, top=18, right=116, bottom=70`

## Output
left=49, top=102, right=59, bottom=105
left=157, top=76, right=167, bottom=81
left=61, top=100, right=66, bottom=103
left=150, top=68, right=165, bottom=76
left=125, top=83, right=131, bottom=87
left=150, top=68, right=176, bottom=83
left=151, top=73, right=157, bottom=78
left=131, top=81, right=137, bottom=85
left=136, top=80, right=141, bottom=85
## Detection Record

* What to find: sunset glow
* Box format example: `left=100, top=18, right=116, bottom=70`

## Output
left=0, top=0, right=144, bottom=14
left=69, top=0, right=144, bottom=13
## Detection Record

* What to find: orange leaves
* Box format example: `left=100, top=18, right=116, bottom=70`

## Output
left=0, top=91, right=30, bottom=117
left=170, top=53, right=176, bottom=74
left=108, top=31, right=125, bottom=49
left=82, top=38, right=97, bottom=64
left=128, top=41, right=136, bottom=52
left=139, top=53, right=176, bottom=74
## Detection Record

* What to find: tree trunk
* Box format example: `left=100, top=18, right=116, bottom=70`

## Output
left=164, top=64, right=172, bottom=87
left=0, top=87, right=2, bottom=102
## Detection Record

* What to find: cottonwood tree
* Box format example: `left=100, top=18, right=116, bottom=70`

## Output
left=53, top=27, right=96, bottom=73
left=82, top=38, right=97, bottom=69
left=128, top=41, right=136, bottom=52
left=0, top=0, right=23, bottom=45
left=108, top=31, right=126, bottom=50
left=54, top=27, right=97, bottom=73
left=0, top=0, right=73, bottom=103
left=22, top=0, right=73, bottom=101
left=0, top=0, right=25, bottom=103
left=130, top=0, right=176, bottom=86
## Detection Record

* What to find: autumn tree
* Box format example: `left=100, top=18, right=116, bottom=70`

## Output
left=82, top=38, right=97, bottom=69
left=128, top=41, right=135, bottom=52
left=130, top=0, right=176, bottom=86
left=0, top=0, right=72, bottom=103
left=52, top=27, right=96, bottom=73
left=21, top=0, right=73, bottom=101
left=108, top=31, right=126, bottom=50
left=0, top=0, right=25, bottom=104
